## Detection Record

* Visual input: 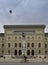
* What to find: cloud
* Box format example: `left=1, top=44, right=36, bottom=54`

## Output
left=0, top=0, right=48, bottom=32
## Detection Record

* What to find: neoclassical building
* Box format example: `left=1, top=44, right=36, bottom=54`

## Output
left=0, top=25, right=48, bottom=57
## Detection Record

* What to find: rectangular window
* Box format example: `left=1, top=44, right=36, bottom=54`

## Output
left=45, top=44, right=47, bottom=48
left=27, top=36, right=30, bottom=40
left=8, top=37, right=11, bottom=40
left=27, top=43, right=30, bottom=47
left=32, top=43, right=34, bottom=47
left=8, top=50, right=10, bottom=54
left=2, top=44, right=4, bottom=48
left=38, top=37, right=41, bottom=40
left=45, top=50, right=47, bottom=55
left=8, top=43, right=10, bottom=47
left=19, top=37, right=21, bottom=40
left=39, top=50, right=41, bottom=54
left=19, top=43, right=21, bottom=47
left=45, top=38, right=47, bottom=41
left=32, top=37, right=34, bottom=40
left=15, top=43, right=17, bottom=47
left=38, top=43, right=41, bottom=47
left=2, top=50, right=4, bottom=54
left=15, top=37, right=17, bottom=40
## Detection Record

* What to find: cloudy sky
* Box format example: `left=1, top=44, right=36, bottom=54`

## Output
left=0, top=0, right=48, bottom=32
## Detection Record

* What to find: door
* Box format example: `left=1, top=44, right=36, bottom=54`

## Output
left=15, top=50, right=17, bottom=55
left=31, top=50, right=34, bottom=56
left=19, top=50, right=22, bottom=56
left=27, top=50, right=30, bottom=56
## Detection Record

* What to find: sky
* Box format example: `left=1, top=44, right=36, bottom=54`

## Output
left=0, top=0, right=48, bottom=32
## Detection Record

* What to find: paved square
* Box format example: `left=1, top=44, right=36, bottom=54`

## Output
left=0, top=62, right=48, bottom=65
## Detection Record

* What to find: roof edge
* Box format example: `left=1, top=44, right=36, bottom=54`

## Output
left=3, top=25, right=46, bottom=29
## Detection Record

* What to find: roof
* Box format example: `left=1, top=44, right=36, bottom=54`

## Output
left=0, top=33, right=4, bottom=37
left=45, top=33, right=48, bottom=37
left=3, top=25, right=46, bottom=29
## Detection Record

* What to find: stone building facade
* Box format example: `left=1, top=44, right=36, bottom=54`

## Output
left=0, top=25, right=48, bottom=57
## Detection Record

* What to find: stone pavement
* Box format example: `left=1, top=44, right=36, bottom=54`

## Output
left=0, top=57, right=48, bottom=62
left=0, top=62, right=48, bottom=65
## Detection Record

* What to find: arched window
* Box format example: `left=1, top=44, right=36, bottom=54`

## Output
left=45, top=38, right=47, bottom=41
left=8, top=43, right=10, bottom=47
left=8, top=37, right=11, bottom=40
left=19, top=43, right=21, bottom=47
left=32, top=43, right=34, bottom=47
left=38, top=37, right=41, bottom=40
left=45, top=50, right=47, bottom=55
left=8, top=50, right=10, bottom=54
left=31, top=50, right=34, bottom=56
left=38, top=43, right=41, bottom=47
left=27, top=36, right=30, bottom=40
left=39, top=50, right=41, bottom=54
left=2, top=44, right=4, bottom=48
left=32, top=37, right=34, bottom=40
left=19, top=50, right=22, bottom=56
left=27, top=43, right=30, bottom=47
left=19, top=37, right=21, bottom=40
left=14, top=50, right=17, bottom=55
left=15, top=37, right=17, bottom=40
left=27, top=50, right=30, bottom=55
left=15, top=43, right=17, bottom=47
left=45, top=44, right=47, bottom=48
left=2, top=50, right=4, bottom=55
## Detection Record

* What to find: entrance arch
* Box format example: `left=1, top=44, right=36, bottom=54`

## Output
left=27, top=50, right=30, bottom=56
left=14, top=50, right=17, bottom=55
left=31, top=50, right=34, bottom=56
left=19, top=50, right=22, bottom=56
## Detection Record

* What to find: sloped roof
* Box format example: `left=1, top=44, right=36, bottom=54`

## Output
left=45, top=33, right=48, bottom=37
left=3, top=25, right=46, bottom=29
left=0, top=33, right=4, bottom=37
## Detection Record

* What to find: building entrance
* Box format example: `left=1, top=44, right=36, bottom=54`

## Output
left=19, top=50, right=22, bottom=55
left=31, top=50, right=34, bottom=56
left=15, top=50, right=17, bottom=55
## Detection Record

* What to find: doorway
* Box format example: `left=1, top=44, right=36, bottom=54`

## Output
left=31, top=50, right=34, bottom=56
left=27, top=50, right=30, bottom=56
left=15, top=50, right=17, bottom=55
left=19, top=50, right=22, bottom=56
